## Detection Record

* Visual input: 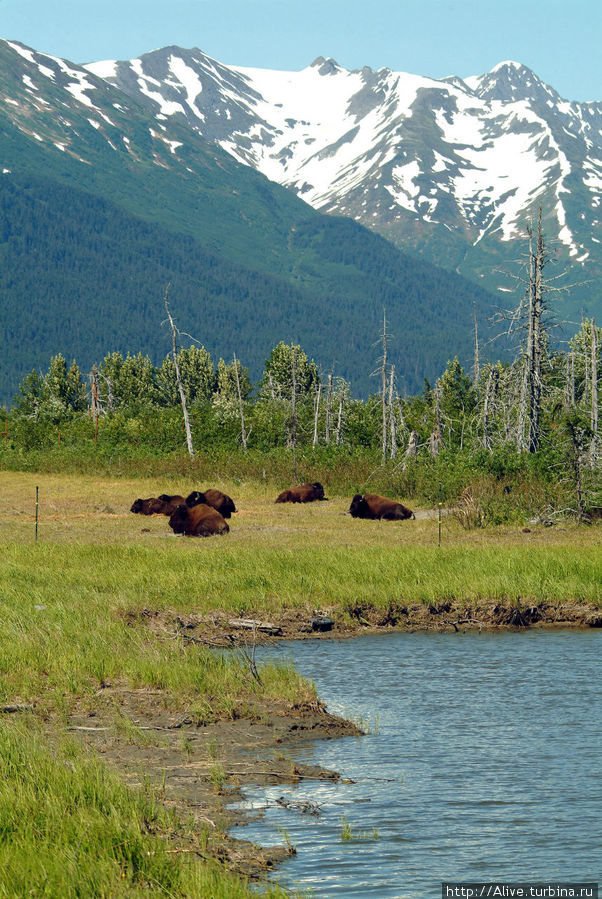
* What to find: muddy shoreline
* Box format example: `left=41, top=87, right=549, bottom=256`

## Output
left=70, top=600, right=601, bottom=882
left=132, top=598, right=602, bottom=649
left=69, top=686, right=361, bottom=879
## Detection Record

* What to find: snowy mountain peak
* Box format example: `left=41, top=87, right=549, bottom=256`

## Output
left=4, top=38, right=595, bottom=290
left=310, top=56, right=341, bottom=75
left=472, top=60, right=559, bottom=104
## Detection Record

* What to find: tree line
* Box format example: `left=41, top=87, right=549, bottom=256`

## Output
left=5, top=215, right=601, bottom=517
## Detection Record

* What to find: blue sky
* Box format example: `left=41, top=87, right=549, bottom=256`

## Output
left=1, top=0, right=600, bottom=101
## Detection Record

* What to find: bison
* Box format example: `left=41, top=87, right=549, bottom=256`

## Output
left=131, top=494, right=186, bottom=516
left=185, top=489, right=236, bottom=518
left=168, top=503, right=229, bottom=537
left=275, top=482, right=327, bottom=504
left=349, top=493, right=415, bottom=521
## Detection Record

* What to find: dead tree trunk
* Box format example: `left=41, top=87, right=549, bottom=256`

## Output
left=325, top=373, right=333, bottom=444
left=405, top=430, right=419, bottom=462
left=164, top=288, right=194, bottom=457
left=432, top=380, right=442, bottom=454
left=591, top=319, right=599, bottom=467
left=389, top=366, right=397, bottom=460
left=90, top=365, right=100, bottom=444
left=312, top=382, right=322, bottom=446
left=473, top=304, right=480, bottom=384
left=565, top=351, right=575, bottom=411
left=482, top=365, right=499, bottom=450
left=380, top=312, right=388, bottom=463
left=335, top=391, right=344, bottom=445
left=288, top=346, right=297, bottom=449
left=233, top=353, right=248, bottom=451
left=106, top=376, right=114, bottom=413
left=528, top=213, right=545, bottom=453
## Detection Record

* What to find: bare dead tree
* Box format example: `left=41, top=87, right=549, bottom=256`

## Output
left=565, top=351, right=575, bottom=411
left=482, top=364, right=499, bottom=450
left=325, top=372, right=333, bottom=444
left=405, top=430, right=419, bottom=461
left=105, top=376, right=114, bottom=413
left=431, top=379, right=442, bottom=455
left=312, top=381, right=322, bottom=446
left=163, top=285, right=194, bottom=457
left=473, top=303, right=480, bottom=384
left=527, top=210, right=546, bottom=453
left=335, top=390, right=344, bottom=445
left=90, top=365, right=100, bottom=420
left=389, top=365, right=397, bottom=459
left=90, top=365, right=101, bottom=444
left=233, top=353, right=248, bottom=451
left=288, top=345, right=298, bottom=449
left=381, top=314, right=388, bottom=463
left=591, top=318, right=599, bottom=467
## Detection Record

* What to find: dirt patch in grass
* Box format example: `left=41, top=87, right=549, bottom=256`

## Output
left=67, top=685, right=361, bottom=880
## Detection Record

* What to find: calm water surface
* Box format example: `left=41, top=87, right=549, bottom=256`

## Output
left=232, top=630, right=602, bottom=898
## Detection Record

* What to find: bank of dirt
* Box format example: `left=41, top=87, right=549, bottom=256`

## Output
left=67, top=686, right=361, bottom=880
left=129, top=599, right=602, bottom=649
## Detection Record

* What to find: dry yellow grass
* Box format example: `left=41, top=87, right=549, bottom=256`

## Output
left=2, top=470, right=600, bottom=551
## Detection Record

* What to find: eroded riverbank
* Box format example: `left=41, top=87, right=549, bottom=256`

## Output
left=66, top=685, right=361, bottom=880
left=136, top=598, right=602, bottom=649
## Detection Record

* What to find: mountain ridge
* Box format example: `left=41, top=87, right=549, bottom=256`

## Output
left=83, top=45, right=601, bottom=307
left=0, top=39, right=504, bottom=403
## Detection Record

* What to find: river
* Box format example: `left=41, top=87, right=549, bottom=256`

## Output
left=233, top=629, right=602, bottom=898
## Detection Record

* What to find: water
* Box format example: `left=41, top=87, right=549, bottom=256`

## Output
left=232, top=630, right=602, bottom=898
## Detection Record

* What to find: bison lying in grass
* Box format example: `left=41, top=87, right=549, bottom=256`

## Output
left=168, top=503, right=229, bottom=537
left=349, top=494, right=415, bottom=521
left=185, top=489, right=236, bottom=518
left=275, top=482, right=327, bottom=504
left=130, top=495, right=185, bottom=516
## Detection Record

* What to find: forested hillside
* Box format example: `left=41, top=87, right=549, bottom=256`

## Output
left=0, top=172, right=503, bottom=404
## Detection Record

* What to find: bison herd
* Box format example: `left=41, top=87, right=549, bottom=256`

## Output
left=130, top=482, right=415, bottom=537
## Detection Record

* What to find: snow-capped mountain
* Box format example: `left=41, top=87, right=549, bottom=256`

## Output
left=85, top=47, right=602, bottom=289
left=1, top=38, right=509, bottom=401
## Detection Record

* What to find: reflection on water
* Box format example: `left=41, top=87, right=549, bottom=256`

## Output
left=232, top=631, right=602, bottom=898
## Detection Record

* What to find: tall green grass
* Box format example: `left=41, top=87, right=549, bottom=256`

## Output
left=0, top=720, right=287, bottom=898
left=1, top=541, right=600, bottom=706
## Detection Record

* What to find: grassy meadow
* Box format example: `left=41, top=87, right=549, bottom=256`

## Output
left=1, top=469, right=601, bottom=895
left=2, top=468, right=601, bottom=705
left=0, top=472, right=602, bottom=704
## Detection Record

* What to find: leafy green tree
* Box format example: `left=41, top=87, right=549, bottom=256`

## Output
left=259, top=342, right=319, bottom=400
left=438, top=358, right=475, bottom=419
left=13, top=370, right=45, bottom=418
left=212, top=358, right=251, bottom=422
left=157, top=346, right=215, bottom=407
left=100, top=352, right=158, bottom=407
left=41, top=354, right=87, bottom=420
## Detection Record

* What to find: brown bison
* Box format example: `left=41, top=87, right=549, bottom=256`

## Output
left=130, top=494, right=178, bottom=515
left=349, top=494, right=415, bottom=521
left=168, top=503, right=229, bottom=537
left=130, top=494, right=185, bottom=516
left=185, top=489, right=236, bottom=518
left=275, top=482, right=327, bottom=504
